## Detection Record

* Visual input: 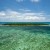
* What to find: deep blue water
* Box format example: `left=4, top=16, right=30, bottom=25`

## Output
left=0, top=22, right=50, bottom=24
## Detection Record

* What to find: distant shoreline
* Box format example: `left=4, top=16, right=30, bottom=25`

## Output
left=0, top=24, right=50, bottom=26
left=0, top=22, right=50, bottom=26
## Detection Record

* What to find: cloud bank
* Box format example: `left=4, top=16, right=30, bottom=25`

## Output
left=0, top=9, right=49, bottom=22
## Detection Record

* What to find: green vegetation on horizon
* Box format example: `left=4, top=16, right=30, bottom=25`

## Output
left=2, top=22, right=49, bottom=26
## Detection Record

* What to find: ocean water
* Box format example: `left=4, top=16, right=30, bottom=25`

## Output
left=0, top=22, right=50, bottom=25
left=0, top=26, right=50, bottom=50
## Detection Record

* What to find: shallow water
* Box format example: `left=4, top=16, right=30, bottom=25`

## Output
left=0, top=26, right=50, bottom=50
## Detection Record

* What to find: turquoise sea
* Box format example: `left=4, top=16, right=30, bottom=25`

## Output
left=0, top=23, right=50, bottom=50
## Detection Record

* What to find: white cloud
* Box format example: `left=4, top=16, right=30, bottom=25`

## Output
left=24, top=16, right=45, bottom=20
left=19, top=9, right=31, bottom=12
left=0, top=9, right=48, bottom=22
left=30, top=0, right=40, bottom=2
left=16, top=0, right=40, bottom=3
left=0, top=11, right=6, bottom=16
left=16, top=0, right=23, bottom=2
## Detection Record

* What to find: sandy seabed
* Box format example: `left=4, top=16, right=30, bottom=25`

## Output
left=0, top=26, right=50, bottom=50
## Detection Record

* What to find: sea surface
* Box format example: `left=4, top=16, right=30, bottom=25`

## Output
left=0, top=22, right=50, bottom=25
left=0, top=26, right=50, bottom=50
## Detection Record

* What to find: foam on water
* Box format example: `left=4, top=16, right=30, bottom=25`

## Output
left=0, top=26, right=50, bottom=50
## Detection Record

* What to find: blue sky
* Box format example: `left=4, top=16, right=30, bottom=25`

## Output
left=0, top=0, right=50, bottom=22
